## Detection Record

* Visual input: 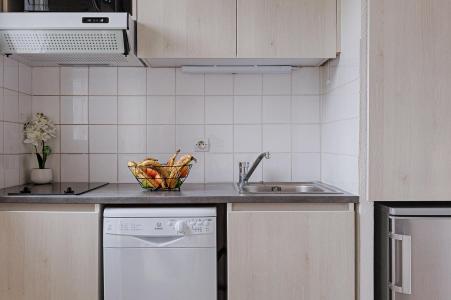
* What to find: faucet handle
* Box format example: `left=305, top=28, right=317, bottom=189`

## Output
left=238, top=161, right=249, bottom=181
left=239, top=161, right=249, bottom=173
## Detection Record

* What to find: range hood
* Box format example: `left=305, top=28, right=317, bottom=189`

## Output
left=0, top=12, right=144, bottom=66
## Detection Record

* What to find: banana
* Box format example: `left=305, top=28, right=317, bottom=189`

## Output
left=167, top=149, right=180, bottom=166
left=167, top=154, right=197, bottom=188
left=138, top=159, right=160, bottom=167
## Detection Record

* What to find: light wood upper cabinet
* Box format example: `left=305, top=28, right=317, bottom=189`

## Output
left=137, top=0, right=236, bottom=58
left=369, top=0, right=451, bottom=201
left=227, top=203, right=355, bottom=300
left=237, top=0, right=337, bottom=58
left=0, top=204, right=100, bottom=300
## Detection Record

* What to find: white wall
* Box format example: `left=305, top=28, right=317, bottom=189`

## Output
left=27, top=66, right=323, bottom=184
left=0, top=56, right=33, bottom=189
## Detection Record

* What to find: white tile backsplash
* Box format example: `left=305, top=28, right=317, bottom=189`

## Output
left=176, top=125, right=204, bottom=152
left=32, top=67, right=59, bottom=95
left=205, top=153, right=233, bottom=183
left=18, top=63, right=32, bottom=94
left=205, top=96, right=233, bottom=124
left=292, top=68, right=320, bottom=95
left=292, top=153, right=321, bottom=181
left=10, top=64, right=333, bottom=185
left=60, top=125, right=89, bottom=153
left=89, top=67, right=117, bottom=95
left=291, top=95, right=321, bottom=123
left=118, top=67, right=146, bottom=95
left=263, top=74, right=291, bottom=95
left=118, top=96, right=147, bottom=124
left=90, top=154, right=118, bottom=183
left=0, top=57, right=32, bottom=188
left=175, top=96, right=204, bottom=124
left=89, top=96, right=118, bottom=124
left=32, top=96, right=60, bottom=124
left=61, top=154, right=89, bottom=182
left=234, top=125, right=262, bottom=153
left=175, top=70, right=204, bottom=95
left=263, top=153, right=291, bottom=182
left=206, top=125, right=233, bottom=153
left=19, top=93, right=32, bottom=123
left=89, top=125, right=118, bottom=153
left=147, top=96, right=176, bottom=124
left=61, top=96, right=88, bottom=124
left=147, top=125, right=176, bottom=153
left=147, top=68, right=175, bottom=95
left=205, top=74, right=233, bottom=95
left=262, top=96, right=291, bottom=123
left=234, top=74, right=262, bottom=95
left=233, top=96, right=262, bottom=124
left=3, top=89, right=19, bottom=123
left=118, top=125, right=147, bottom=153
left=60, top=67, right=88, bottom=95
left=4, top=57, right=19, bottom=91
left=292, top=124, right=321, bottom=153
left=262, top=124, right=291, bottom=152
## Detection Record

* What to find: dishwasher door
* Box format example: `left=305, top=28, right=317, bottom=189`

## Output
left=103, top=214, right=217, bottom=300
left=390, top=216, right=451, bottom=300
left=104, top=247, right=216, bottom=300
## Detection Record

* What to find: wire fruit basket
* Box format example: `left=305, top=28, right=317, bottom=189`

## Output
left=128, top=152, right=196, bottom=191
left=129, top=164, right=193, bottom=191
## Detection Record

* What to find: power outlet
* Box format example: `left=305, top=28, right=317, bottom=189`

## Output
left=195, top=140, right=210, bottom=152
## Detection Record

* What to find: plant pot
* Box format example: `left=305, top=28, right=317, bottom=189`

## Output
left=30, top=168, right=53, bottom=184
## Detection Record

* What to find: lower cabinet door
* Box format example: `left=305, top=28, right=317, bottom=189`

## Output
left=0, top=204, right=100, bottom=300
left=227, top=204, right=355, bottom=300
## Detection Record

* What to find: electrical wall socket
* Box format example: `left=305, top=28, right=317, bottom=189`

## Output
left=195, top=140, right=210, bottom=152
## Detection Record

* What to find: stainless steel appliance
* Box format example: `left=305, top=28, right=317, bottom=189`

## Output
left=24, top=0, right=131, bottom=12
left=103, top=207, right=217, bottom=300
left=0, top=12, right=143, bottom=66
left=375, top=204, right=451, bottom=300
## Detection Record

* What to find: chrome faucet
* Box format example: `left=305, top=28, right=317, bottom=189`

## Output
left=238, top=152, right=270, bottom=191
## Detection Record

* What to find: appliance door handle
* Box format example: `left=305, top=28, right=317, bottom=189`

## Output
left=389, top=233, right=412, bottom=295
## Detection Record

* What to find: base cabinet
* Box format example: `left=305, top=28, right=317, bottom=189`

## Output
left=227, top=203, right=355, bottom=300
left=0, top=204, right=100, bottom=300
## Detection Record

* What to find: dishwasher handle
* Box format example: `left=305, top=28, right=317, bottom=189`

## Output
left=389, top=233, right=412, bottom=295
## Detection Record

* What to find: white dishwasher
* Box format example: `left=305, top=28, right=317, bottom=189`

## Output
left=103, top=207, right=217, bottom=300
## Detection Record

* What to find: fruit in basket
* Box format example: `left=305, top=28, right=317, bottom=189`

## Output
left=167, top=154, right=197, bottom=188
left=128, top=161, right=158, bottom=189
left=128, top=150, right=196, bottom=190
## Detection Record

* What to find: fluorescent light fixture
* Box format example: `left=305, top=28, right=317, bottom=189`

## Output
left=181, top=65, right=293, bottom=74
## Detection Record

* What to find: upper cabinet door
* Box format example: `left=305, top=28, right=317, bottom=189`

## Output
left=237, top=0, right=337, bottom=58
left=369, top=0, right=451, bottom=201
left=137, top=0, right=236, bottom=58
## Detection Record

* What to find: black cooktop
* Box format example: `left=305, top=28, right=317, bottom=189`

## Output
left=7, top=182, right=109, bottom=196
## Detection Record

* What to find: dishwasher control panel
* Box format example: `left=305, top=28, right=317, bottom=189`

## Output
left=104, top=217, right=215, bottom=236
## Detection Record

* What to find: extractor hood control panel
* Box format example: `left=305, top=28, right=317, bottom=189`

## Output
left=82, top=17, right=110, bottom=24
left=104, top=217, right=216, bottom=236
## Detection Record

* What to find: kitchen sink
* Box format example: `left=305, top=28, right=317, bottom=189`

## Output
left=237, top=182, right=343, bottom=194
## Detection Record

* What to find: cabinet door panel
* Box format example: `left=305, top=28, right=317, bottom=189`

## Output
left=228, top=209, right=354, bottom=300
left=0, top=205, right=100, bottom=300
left=137, top=0, right=236, bottom=58
left=369, top=0, right=451, bottom=201
left=237, top=0, right=337, bottom=58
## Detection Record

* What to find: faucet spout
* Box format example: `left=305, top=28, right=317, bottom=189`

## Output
left=238, top=152, right=270, bottom=190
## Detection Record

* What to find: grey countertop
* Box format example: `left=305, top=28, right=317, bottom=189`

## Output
left=0, top=183, right=358, bottom=204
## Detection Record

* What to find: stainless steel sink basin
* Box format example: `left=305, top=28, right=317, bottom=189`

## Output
left=238, top=182, right=343, bottom=194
